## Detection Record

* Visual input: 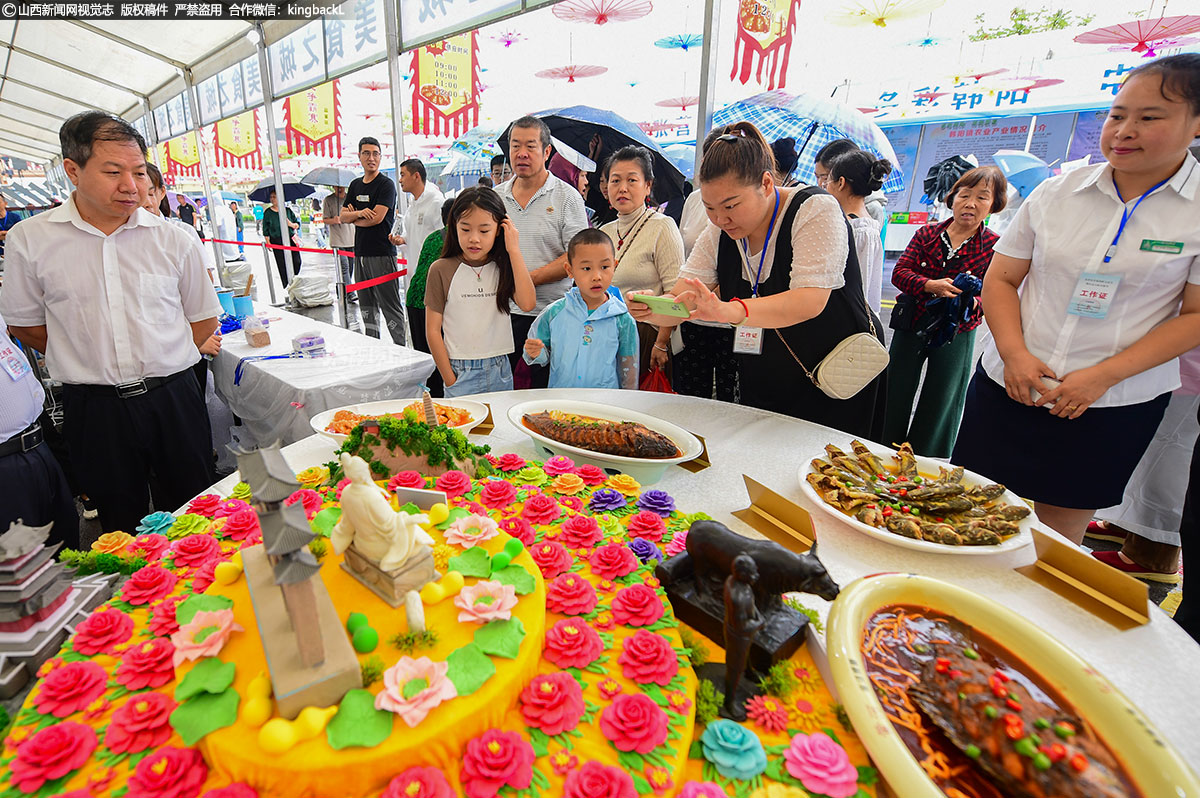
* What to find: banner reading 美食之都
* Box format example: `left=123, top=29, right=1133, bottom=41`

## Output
left=281, top=80, right=342, bottom=157
left=213, top=110, right=263, bottom=170
left=165, top=132, right=202, bottom=179
left=730, top=0, right=802, bottom=90
left=410, top=32, right=481, bottom=138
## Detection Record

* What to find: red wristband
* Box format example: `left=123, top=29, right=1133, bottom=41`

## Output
left=730, top=297, right=750, bottom=326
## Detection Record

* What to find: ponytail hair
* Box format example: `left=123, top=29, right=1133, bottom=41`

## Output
left=828, top=150, right=894, bottom=197
left=698, top=122, right=779, bottom=186
left=442, top=186, right=516, bottom=314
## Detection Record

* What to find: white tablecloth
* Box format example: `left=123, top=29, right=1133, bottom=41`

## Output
left=212, top=302, right=435, bottom=447
left=201, top=388, right=1200, bottom=771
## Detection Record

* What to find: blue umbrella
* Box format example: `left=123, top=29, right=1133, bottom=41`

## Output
left=248, top=177, right=316, bottom=203
left=662, top=143, right=696, bottom=180
left=498, top=106, right=686, bottom=201
left=654, top=33, right=703, bottom=51
left=992, top=150, right=1051, bottom=199
left=712, top=91, right=906, bottom=193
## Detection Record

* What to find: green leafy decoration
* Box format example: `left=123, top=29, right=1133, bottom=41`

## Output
left=445, top=643, right=495, bottom=696
left=473, top=617, right=526, bottom=659
left=616, top=750, right=645, bottom=771
left=527, top=727, right=551, bottom=757
left=783, top=595, right=824, bottom=633
left=361, top=655, right=386, bottom=688
left=170, top=688, right=240, bottom=745
left=969, top=7, right=1094, bottom=41
left=491, top=564, right=535, bottom=595
left=175, top=593, right=234, bottom=626
left=390, top=629, right=439, bottom=654
left=448, top=546, right=492, bottom=578
left=765, top=756, right=805, bottom=787
left=309, top=506, right=341, bottom=537
left=632, top=774, right=652, bottom=794
left=695, top=679, right=723, bottom=726
left=326, top=689, right=394, bottom=750
left=759, top=660, right=800, bottom=698
left=856, top=765, right=879, bottom=786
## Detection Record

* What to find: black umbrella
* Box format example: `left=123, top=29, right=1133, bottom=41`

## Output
left=497, top=106, right=687, bottom=202
left=248, top=177, right=316, bottom=204
left=923, top=155, right=975, bottom=205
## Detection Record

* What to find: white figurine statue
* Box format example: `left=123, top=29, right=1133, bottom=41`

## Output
left=331, top=453, right=434, bottom=572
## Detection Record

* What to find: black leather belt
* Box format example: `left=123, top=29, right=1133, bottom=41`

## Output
left=0, top=422, right=43, bottom=458
left=67, top=369, right=191, bottom=399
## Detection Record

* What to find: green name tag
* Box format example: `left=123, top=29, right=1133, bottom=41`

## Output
left=1140, top=239, right=1185, bottom=254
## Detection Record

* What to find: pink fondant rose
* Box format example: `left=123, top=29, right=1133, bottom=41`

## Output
left=626, top=510, right=667, bottom=542
left=546, top=573, right=598, bottom=616
left=618, top=629, right=678, bottom=685
left=542, top=618, right=604, bottom=668
left=444, top=514, right=500, bottom=548
left=543, top=455, right=576, bottom=475
left=72, top=607, right=134, bottom=655
left=171, top=609, right=242, bottom=666
left=497, top=453, right=527, bottom=471
left=220, top=508, right=261, bottom=541
left=9, top=722, right=97, bottom=793
left=283, top=488, right=323, bottom=519
left=611, top=583, right=664, bottom=626
left=479, top=479, right=518, bottom=509
left=121, top=564, right=179, bottom=606
left=388, top=470, right=426, bottom=490
left=212, top=498, right=251, bottom=518
left=575, top=464, right=607, bottom=486
left=560, top=514, right=603, bottom=548
left=202, top=786, right=258, bottom=798
left=127, top=533, right=169, bottom=562
left=170, top=533, right=221, bottom=568
left=381, top=767, right=453, bottom=798
left=521, top=493, right=562, bottom=525
left=116, top=638, right=176, bottom=690
left=148, top=596, right=182, bottom=637
left=530, top=541, right=572, bottom=579
left=460, top=729, right=534, bottom=798
left=104, top=692, right=177, bottom=754
left=564, top=761, right=637, bottom=798
left=499, top=515, right=535, bottom=546
left=190, top=556, right=226, bottom=594
left=664, top=528, right=688, bottom=557
left=679, top=782, right=726, bottom=798
left=589, top=542, right=638, bottom=579
left=375, top=656, right=458, bottom=727
left=33, top=660, right=107, bottom=718
left=784, top=732, right=860, bottom=798
left=126, top=746, right=208, bottom=798
left=599, top=693, right=669, bottom=753
left=435, top=470, right=472, bottom=498
left=455, top=580, right=518, bottom=624
left=186, top=493, right=220, bottom=517
left=519, top=672, right=585, bottom=735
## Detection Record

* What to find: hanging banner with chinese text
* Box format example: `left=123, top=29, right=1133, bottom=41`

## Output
left=281, top=79, right=341, bottom=156
left=213, top=110, right=263, bottom=170
left=730, top=0, right=802, bottom=90
left=409, top=32, right=481, bottom=138
left=164, top=132, right=202, bottom=179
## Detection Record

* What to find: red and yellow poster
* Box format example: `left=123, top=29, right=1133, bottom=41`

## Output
left=410, top=32, right=482, bottom=138
left=213, top=110, right=263, bottom=170
left=730, top=0, right=802, bottom=90
left=163, top=132, right=202, bottom=179
left=282, top=79, right=342, bottom=156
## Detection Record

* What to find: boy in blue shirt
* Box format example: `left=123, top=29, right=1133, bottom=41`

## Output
left=523, top=229, right=639, bottom=389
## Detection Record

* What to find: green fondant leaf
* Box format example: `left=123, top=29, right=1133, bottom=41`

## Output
left=821, top=726, right=843, bottom=746
left=175, top=593, right=234, bottom=625
left=856, top=765, right=879, bottom=786
left=170, top=688, right=239, bottom=745
left=531, top=768, right=550, bottom=790
left=398, top=501, right=421, bottom=515
left=527, top=727, right=551, bottom=757
left=326, top=689, right=394, bottom=750
left=402, top=677, right=430, bottom=700
left=490, top=564, right=535, bottom=595
left=616, top=750, right=645, bottom=771
left=445, top=643, right=495, bottom=696
left=174, top=657, right=236, bottom=701
left=642, top=683, right=669, bottom=707
left=436, top=506, right=471, bottom=530
left=688, top=739, right=704, bottom=759
left=474, top=617, right=525, bottom=659
left=448, top=546, right=492, bottom=578
left=632, top=774, right=651, bottom=794
left=310, top=507, right=342, bottom=537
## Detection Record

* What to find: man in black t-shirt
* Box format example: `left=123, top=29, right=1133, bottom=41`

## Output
left=342, top=137, right=405, bottom=345
left=176, top=194, right=202, bottom=240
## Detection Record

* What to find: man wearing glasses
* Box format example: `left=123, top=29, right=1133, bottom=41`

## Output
left=342, top=137, right=406, bottom=344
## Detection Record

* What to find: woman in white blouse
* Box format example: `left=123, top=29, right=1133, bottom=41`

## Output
left=600, top=146, right=685, bottom=376
left=952, top=54, right=1200, bottom=545
left=822, top=149, right=892, bottom=314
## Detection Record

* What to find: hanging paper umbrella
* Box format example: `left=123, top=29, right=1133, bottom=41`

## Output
left=825, top=0, right=946, bottom=28
left=1108, top=36, right=1199, bottom=57
left=654, top=33, right=704, bottom=51
left=905, top=35, right=948, bottom=47
left=967, top=75, right=1037, bottom=95
left=535, top=65, right=609, bottom=83
left=552, top=0, right=653, bottom=25
left=947, top=66, right=1009, bottom=85
left=857, top=107, right=880, bottom=114
left=1075, top=15, right=1200, bottom=55
left=1018, top=77, right=1065, bottom=92
left=491, top=29, right=525, bottom=47
left=355, top=80, right=389, bottom=91
left=656, top=96, right=701, bottom=112
left=638, top=121, right=684, bottom=135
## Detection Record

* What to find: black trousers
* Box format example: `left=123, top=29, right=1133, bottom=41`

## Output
left=270, top=237, right=302, bottom=287
left=508, top=313, right=549, bottom=390
left=63, top=370, right=213, bottom=535
left=408, top=306, right=442, bottom=397
left=0, top=441, right=79, bottom=549
left=1174, top=402, right=1200, bottom=642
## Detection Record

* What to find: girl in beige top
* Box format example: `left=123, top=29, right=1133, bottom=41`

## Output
left=601, top=145, right=685, bottom=372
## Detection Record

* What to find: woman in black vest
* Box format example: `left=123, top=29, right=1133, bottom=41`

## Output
left=629, top=121, right=885, bottom=437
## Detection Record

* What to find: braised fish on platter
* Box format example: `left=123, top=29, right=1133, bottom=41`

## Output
left=522, top=411, right=681, bottom=459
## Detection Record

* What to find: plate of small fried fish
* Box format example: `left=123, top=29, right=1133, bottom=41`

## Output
left=800, top=440, right=1034, bottom=555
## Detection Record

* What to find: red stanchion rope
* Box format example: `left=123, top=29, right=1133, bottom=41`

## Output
left=201, top=237, right=409, bottom=293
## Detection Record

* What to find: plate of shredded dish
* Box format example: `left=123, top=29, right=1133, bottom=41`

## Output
left=311, top=398, right=488, bottom=444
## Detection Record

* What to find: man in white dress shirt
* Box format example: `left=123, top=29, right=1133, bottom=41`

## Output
left=388, top=158, right=445, bottom=270
left=0, top=112, right=221, bottom=536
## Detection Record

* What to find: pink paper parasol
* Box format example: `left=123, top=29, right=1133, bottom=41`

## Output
left=655, top=96, right=701, bottom=111
left=1075, top=15, right=1200, bottom=55
left=492, top=29, right=525, bottom=47
left=1107, top=36, right=1199, bottom=57
left=1018, top=77, right=1065, bottom=91
left=535, top=64, right=609, bottom=83
left=638, top=121, right=683, bottom=134
left=355, top=80, right=389, bottom=91
left=552, top=0, right=653, bottom=25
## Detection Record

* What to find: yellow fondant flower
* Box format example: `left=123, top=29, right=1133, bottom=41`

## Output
left=295, top=465, right=329, bottom=489
left=752, top=783, right=811, bottom=798
left=606, top=474, right=641, bottom=496
left=431, top=544, right=455, bottom=571
left=550, top=473, right=585, bottom=495
left=92, top=531, right=135, bottom=556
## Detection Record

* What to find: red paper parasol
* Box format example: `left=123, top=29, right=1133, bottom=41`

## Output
left=857, top=107, right=880, bottom=114
left=492, top=30, right=525, bottom=47
left=552, top=0, right=653, bottom=25
left=1108, top=36, right=1199, bottom=57
left=638, top=121, right=683, bottom=134
left=535, top=65, right=609, bottom=82
left=355, top=80, right=389, bottom=91
left=1018, top=77, right=1065, bottom=91
left=656, top=96, right=701, bottom=111
left=1075, top=15, right=1200, bottom=55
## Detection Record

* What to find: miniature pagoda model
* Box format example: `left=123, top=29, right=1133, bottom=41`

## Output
left=235, top=445, right=361, bottom=719
left=0, top=520, right=115, bottom=698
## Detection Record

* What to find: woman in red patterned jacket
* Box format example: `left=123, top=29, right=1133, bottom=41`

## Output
left=882, top=166, right=1008, bottom=457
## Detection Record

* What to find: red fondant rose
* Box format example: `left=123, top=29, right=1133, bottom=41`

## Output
left=612, top=583, right=664, bottom=627
left=564, top=761, right=638, bottom=798
left=171, top=534, right=220, bottom=568
left=388, top=470, right=426, bottom=490
left=190, top=557, right=226, bottom=594
left=575, top=464, right=607, bottom=486
left=202, top=786, right=258, bottom=798
left=116, top=637, right=176, bottom=690
left=589, top=542, right=639, bottom=580
left=9, top=721, right=96, bottom=793
left=121, top=565, right=179, bottom=606
left=220, top=508, right=261, bottom=541
left=618, top=629, right=679, bottom=685
left=381, top=767, right=452, bottom=798
left=530, top=541, right=573, bottom=580
left=546, top=573, right=598, bottom=616
left=33, top=660, right=107, bottom=718
left=499, top=516, right=535, bottom=546
left=72, top=607, right=134, bottom=655
left=626, top=510, right=667, bottom=542
left=519, top=672, right=585, bottom=736
left=283, top=488, right=323, bottom=520
left=212, top=498, right=250, bottom=519
left=128, top=533, right=169, bottom=562
left=148, top=596, right=182, bottom=637
left=560, top=514, right=603, bottom=548
left=435, top=470, right=472, bottom=498
left=126, top=747, right=208, bottom=798
left=186, top=493, right=220, bottom=517
left=521, top=493, right=562, bottom=525
left=542, top=618, right=604, bottom=668
left=600, top=693, right=669, bottom=753
left=479, top=480, right=518, bottom=509
left=497, top=453, right=527, bottom=472
left=543, top=455, right=576, bottom=475
left=105, top=692, right=177, bottom=754
left=460, top=730, right=534, bottom=798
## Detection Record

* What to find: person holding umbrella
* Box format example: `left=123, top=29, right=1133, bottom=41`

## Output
left=262, top=189, right=302, bottom=287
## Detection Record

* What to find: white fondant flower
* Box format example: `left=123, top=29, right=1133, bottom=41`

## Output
left=375, top=656, right=457, bottom=727
left=454, top=580, right=518, bottom=624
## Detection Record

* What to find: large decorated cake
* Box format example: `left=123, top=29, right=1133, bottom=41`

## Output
left=0, top=416, right=877, bottom=798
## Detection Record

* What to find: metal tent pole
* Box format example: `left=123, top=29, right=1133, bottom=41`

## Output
left=256, top=22, right=294, bottom=303
left=693, top=0, right=722, bottom=179
left=383, top=0, right=412, bottom=346
left=184, top=69, right=228, bottom=280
